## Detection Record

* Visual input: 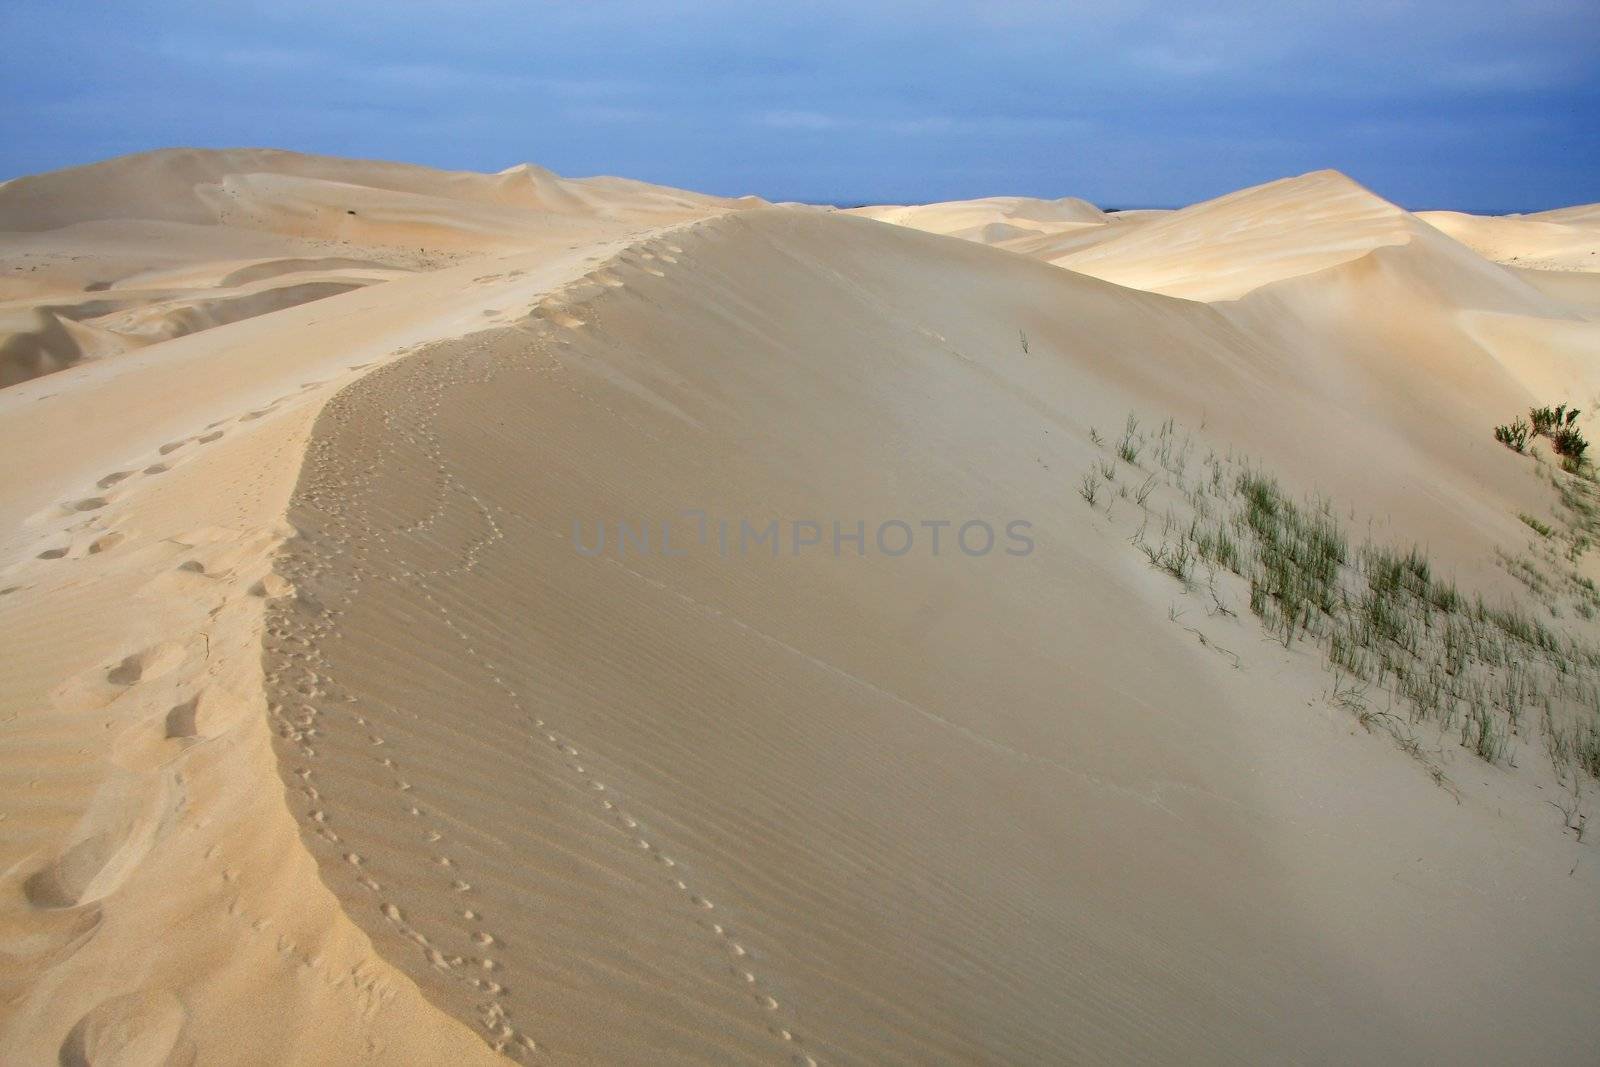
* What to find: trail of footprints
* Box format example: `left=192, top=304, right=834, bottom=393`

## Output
left=23, top=388, right=319, bottom=566
left=267, top=351, right=537, bottom=1057
left=4, top=382, right=373, bottom=1061
left=6, top=360, right=458, bottom=1062
left=264, top=224, right=819, bottom=1064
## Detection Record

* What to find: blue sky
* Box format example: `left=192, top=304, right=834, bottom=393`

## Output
left=3, top=1, right=1596, bottom=210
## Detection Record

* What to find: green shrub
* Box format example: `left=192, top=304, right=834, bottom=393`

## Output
left=1495, top=418, right=1531, bottom=452
left=1553, top=424, right=1588, bottom=461
left=1530, top=404, right=1577, bottom=437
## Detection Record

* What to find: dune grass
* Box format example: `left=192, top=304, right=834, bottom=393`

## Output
left=1085, top=412, right=1600, bottom=801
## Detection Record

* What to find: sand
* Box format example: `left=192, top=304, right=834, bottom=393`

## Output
left=3, top=150, right=1600, bottom=1063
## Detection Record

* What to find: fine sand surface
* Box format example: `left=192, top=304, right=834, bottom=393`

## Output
left=3, top=151, right=1600, bottom=1064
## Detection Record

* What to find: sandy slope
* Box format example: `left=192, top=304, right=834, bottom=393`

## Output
left=3, top=153, right=1600, bottom=1063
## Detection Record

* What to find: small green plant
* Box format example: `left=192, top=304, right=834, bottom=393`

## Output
left=1139, top=539, right=1193, bottom=585
left=1463, top=703, right=1512, bottom=764
left=1553, top=424, right=1588, bottom=463
left=1116, top=413, right=1142, bottom=465
left=1530, top=404, right=1579, bottom=438
left=1519, top=513, right=1554, bottom=537
left=1494, top=418, right=1531, bottom=453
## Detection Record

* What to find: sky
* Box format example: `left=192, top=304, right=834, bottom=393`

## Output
left=2, top=1, right=1596, bottom=211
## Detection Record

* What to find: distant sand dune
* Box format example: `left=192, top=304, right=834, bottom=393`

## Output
left=0, top=148, right=760, bottom=385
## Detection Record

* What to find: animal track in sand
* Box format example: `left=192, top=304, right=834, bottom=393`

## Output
left=258, top=231, right=782, bottom=1060
left=421, top=574, right=806, bottom=1051
left=97, top=471, right=134, bottom=489
left=267, top=597, right=531, bottom=1059
left=65, top=497, right=108, bottom=513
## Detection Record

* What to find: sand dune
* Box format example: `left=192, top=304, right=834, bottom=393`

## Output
left=3, top=152, right=1600, bottom=1063
left=849, top=194, right=1106, bottom=240
left=0, top=149, right=758, bottom=385
left=1418, top=208, right=1600, bottom=272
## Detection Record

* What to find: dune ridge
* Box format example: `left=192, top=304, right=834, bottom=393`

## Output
left=0, top=186, right=730, bottom=1062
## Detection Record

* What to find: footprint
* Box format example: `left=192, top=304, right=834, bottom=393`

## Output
left=143, top=464, right=169, bottom=476
left=37, top=547, right=68, bottom=560
left=96, top=471, right=134, bottom=489
left=165, top=688, right=247, bottom=740
left=197, top=431, right=225, bottom=444
left=106, top=642, right=188, bottom=686
left=66, top=497, right=108, bottom=513
left=89, top=532, right=125, bottom=555
left=59, top=989, right=194, bottom=1067
left=24, top=778, right=170, bottom=909
left=250, top=574, right=292, bottom=598
left=158, top=441, right=186, bottom=456
left=0, top=898, right=103, bottom=989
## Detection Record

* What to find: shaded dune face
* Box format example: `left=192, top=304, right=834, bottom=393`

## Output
left=261, top=212, right=1472, bottom=1063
